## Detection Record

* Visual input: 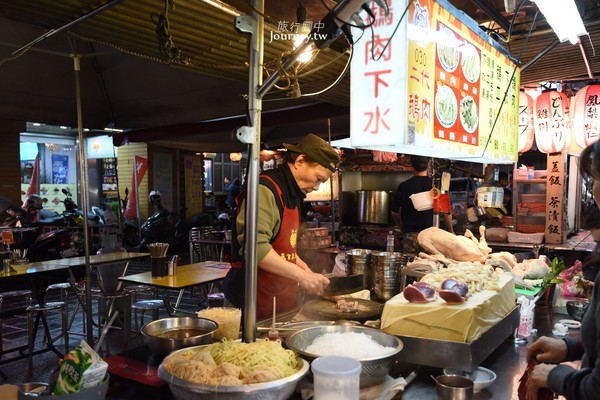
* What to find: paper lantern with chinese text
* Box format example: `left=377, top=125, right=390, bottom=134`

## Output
left=534, top=91, right=571, bottom=153
left=518, top=91, right=535, bottom=153
left=573, top=85, right=600, bottom=149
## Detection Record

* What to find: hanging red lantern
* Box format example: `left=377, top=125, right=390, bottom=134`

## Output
left=573, top=84, right=600, bottom=149
left=534, top=90, right=571, bottom=153
left=518, top=91, right=535, bottom=153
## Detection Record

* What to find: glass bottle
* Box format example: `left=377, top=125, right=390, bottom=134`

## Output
left=477, top=165, right=504, bottom=208
left=386, top=231, right=395, bottom=252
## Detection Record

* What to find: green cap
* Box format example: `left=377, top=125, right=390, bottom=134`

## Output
left=284, top=133, right=340, bottom=172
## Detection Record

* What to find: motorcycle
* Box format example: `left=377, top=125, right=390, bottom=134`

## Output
left=0, top=195, right=77, bottom=261
left=136, top=191, right=178, bottom=253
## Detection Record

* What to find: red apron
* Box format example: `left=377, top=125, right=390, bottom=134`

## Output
left=255, top=176, right=300, bottom=320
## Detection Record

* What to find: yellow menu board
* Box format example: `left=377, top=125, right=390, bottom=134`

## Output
left=350, top=0, right=520, bottom=163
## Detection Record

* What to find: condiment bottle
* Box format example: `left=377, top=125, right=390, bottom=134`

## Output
left=477, top=165, right=504, bottom=208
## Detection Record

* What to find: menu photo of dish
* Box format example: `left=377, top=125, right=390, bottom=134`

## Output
left=460, top=42, right=481, bottom=84
left=436, top=22, right=461, bottom=73
left=435, top=84, right=458, bottom=129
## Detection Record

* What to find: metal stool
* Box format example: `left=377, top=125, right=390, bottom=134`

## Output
left=27, top=301, right=68, bottom=377
left=96, top=291, right=131, bottom=355
left=46, top=282, right=80, bottom=331
left=124, top=285, right=158, bottom=302
left=131, top=299, right=163, bottom=334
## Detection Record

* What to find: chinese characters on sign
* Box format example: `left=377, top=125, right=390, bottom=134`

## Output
left=349, top=0, right=519, bottom=162
left=545, top=153, right=565, bottom=244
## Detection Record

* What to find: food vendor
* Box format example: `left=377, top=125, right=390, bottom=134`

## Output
left=222, top=133, right=339, bottom=320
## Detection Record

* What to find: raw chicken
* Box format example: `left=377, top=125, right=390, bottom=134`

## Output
left=512, top=258, right=550, bottom=278
left=417, top=227, right=491, bottom=262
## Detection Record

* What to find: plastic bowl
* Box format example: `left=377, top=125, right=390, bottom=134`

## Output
left=409, top=191, right=434, bottom=211
left=443, top=366, right=496, bottom=393
left=10, top=262, right=32, bottom=273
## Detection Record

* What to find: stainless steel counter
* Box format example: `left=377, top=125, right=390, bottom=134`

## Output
left=400, top=304, right=577, bottom=399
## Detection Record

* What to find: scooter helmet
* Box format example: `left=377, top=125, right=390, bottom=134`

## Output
left=22, top=194, right=44, bottom=211
left=149, top=190, right=162, bottom=203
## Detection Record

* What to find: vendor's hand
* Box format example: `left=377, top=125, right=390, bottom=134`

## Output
left=526, top=363, right=555, bottom=400
left=527, top=336, right=568, bottom=363
left=299, top=272, right=330, bottom=296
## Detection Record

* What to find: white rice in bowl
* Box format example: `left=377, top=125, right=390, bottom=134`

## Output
left=304, top=332, right=397, bottom=359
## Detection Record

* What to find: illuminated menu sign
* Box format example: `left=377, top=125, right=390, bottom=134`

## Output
left=350, top=0, right=520, bottom=163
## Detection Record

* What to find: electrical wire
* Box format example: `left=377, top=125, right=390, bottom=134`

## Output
left=300, top=46, right=353, bottom=97
left=368, top=0, right=414, bottom=62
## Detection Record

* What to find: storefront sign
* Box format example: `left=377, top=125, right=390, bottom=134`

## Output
left=350, top=0, right=519, bottom=163
left=184, top=156, right=203, bottom=215
left=545, top=152, right=566, bottom=244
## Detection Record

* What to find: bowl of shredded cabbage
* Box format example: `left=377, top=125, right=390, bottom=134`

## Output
left=286, top=325, right=403, bottom=387
left=158, top=339, right=309, bottom=400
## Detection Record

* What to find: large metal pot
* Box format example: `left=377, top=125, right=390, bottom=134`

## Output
left=357, top=190, right=390, bottom=225
left=142, top=317, right=218, bottom=355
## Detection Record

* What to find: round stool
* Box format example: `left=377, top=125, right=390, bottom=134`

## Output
left=131, top=299, right=163, bottom=334
left=97, top=291, right=131, bottom=355
left=124, top=285, right=157, bottom=302
left=27, top=301, right=68, bottom=377
left=46, top=282, right=77, bottom=330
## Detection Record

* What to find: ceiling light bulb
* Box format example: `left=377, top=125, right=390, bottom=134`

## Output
left=292, top=25, right=314, bottom=63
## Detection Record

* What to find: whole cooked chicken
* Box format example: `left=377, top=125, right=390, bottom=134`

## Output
left=417, top=227, right=492, bottom=261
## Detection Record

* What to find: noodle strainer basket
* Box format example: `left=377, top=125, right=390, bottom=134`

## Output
left=286, top=325, right=403, bottom=387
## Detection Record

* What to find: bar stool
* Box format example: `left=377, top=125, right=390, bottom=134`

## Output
left=95, top=262, right=131, bottom=354
left=124, top=285, right=158, bottom=302
left=131, top=299, right=163, bottom=334
left=27, top=300, right=68, bottom=377
left=46, top=282, right=80, bottom=331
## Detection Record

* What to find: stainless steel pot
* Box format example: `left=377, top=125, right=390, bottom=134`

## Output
left=142, top=317, right=218, bottom=355
left=357, top=190, right=390, bottom=225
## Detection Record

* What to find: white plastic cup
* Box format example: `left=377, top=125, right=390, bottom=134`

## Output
left=517, top=312, right=534, bottom=338
left=311, top=356, right=361, bottom=400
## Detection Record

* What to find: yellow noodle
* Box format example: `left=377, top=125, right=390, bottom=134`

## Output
left=162, top=339, right=300, bottom=385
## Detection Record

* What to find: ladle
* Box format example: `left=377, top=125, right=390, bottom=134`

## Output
left=268, top=296, right=280, bottom=340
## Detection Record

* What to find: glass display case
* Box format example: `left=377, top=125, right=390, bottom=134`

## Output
left=513, top=179, right=546, bottom=233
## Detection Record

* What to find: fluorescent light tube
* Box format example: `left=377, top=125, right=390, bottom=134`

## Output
left=532, top=0, right=587, bottom=44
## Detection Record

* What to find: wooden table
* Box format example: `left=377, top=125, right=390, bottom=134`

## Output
left=119, top=261, right=230, bottom=312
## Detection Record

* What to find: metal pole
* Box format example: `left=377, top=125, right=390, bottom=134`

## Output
left=327, top=119, right=337, bottom=243
left=239, top=0, right=264, bottom=343
left=73, top=55, right=94, bottom=344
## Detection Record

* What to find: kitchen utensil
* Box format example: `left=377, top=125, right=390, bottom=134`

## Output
left=268, top=296, right=279, bottom=340
left=142, top=317, right=217, bottom=355
left=443, top=366, right=496, bottom=393
left=312, top=356, right=361, bottom=400
left=301, top=299, right=383, bottom=322
left=434, top=374, right=474, bottom=400
left=322, top=274, right=364, bottom=296
left=409, top=190, right=434, bottom=211
left=357, top=190, right=390, bottom=225
left=566, top=300, right=589, bottom=321
left=441, top=172, right=451, bottom=192
left=286, top=325, right=403, bottom=388
left=158, top=346, right=309, bottom=400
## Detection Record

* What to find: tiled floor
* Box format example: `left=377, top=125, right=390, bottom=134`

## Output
left=0, top=257, right=219, bottom=398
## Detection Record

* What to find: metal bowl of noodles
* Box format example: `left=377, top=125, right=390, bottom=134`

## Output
left=157, top=344, right=309, bottom=400
left=286, top=325, right=403, bottom=387
left=142, top=317, right=217, bottom=356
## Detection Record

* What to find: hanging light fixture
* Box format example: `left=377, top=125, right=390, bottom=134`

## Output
left=229, top=152, right=243, bottom=162
left=518, top=91, right=535, bottom=153
left=292, top=1, right=315, bottom=63
left=572, top=84, right=600, bottom=148
left=531, top=0, right=587, bottom=44
left=534, top=90, right=571, bottom=153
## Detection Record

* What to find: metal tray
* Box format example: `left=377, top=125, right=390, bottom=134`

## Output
left=395, top=307, right=519, bottom=372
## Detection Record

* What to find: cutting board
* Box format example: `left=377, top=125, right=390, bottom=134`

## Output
left=301, top=299, right=383, bottom=322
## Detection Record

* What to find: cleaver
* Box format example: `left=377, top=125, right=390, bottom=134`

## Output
left=322, top=274, right=364, bottom=296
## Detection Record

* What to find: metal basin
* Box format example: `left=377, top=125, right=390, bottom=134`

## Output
left=158, top=346, right=309, bottom=400
left=142, top=317, right=217, bottom=356
left=286, top=325, right=403, bottom=387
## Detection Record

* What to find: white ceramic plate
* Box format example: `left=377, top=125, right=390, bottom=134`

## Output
left=559, top=319, right=581, bottom=329
left=437, top=25, right=460, bottom=73
left=435, top=85, right=458, bottom=128
left=459, top=95, right=478, bottom=133
left=460, top=42, right=480, bottom=83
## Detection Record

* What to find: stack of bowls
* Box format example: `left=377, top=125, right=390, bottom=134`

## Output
left=345, top=249, right=372, bottom=290
left=371, top=251, right=402, bottom=301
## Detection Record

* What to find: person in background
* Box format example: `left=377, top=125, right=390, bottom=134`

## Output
left=225, top=177, right=241, bottom=209
left=390, top=155, right=454, bottom=234
left=499, top=171, right=513, bottom=215
left=222, top=133, right=337, bottom=320
left=525, top=141, right=600, bottom=400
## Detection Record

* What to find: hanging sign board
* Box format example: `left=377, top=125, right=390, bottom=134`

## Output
left=545, top=153, right=566, bottom=244
left=350, top=0, right=519, bottom=163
